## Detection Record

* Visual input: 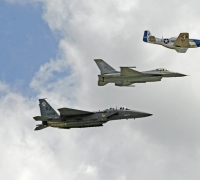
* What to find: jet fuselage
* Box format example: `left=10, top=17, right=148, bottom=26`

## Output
left=34, top=99, right=152, bottom=130
left=39, top=108, right=152, bottom=129
left=150, top=37, right=200, bottom=49
left=98, top=69, right=186, bottom=86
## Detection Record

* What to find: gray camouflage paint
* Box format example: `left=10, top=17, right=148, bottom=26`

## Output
left=34, top=99, right=152, bottom=130
left=95, top=59, right=186, bottom=86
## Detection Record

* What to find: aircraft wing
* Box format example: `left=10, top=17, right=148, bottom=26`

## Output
left=173, top=33, right=190, bottom=47
left=106, top=112, right=119, bottom=118
left=58, top=108, right=94, bottom=116
left=120, top=67, right=143, bottom=76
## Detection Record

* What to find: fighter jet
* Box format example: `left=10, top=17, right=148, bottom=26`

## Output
left=94, top=59, right=186, bottom=87
left=143, top=30, right=200, bottom=53
left=33, top=99, right=152, bottom=131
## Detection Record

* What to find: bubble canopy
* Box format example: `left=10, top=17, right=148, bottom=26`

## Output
left=156, top=68, right=168, bottom=71
left=108, top=107, right=130, bottom=110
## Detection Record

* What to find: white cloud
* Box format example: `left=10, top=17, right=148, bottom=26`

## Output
left=3, top=0, right=200, bottom=179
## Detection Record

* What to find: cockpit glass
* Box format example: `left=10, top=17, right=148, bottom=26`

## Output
left=156, top=68, right=168, bottom=72
left=119, top=107, right=129, bottom=110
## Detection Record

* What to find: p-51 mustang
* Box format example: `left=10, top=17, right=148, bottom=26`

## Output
left=33, top=99, right=152, bottom=131
left=94, top=59, right=186, bottom=87
left=143, top=30, right=200, bottom=53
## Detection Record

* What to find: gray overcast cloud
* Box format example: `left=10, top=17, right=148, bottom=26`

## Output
left=2, top=0, right=200, bottom=179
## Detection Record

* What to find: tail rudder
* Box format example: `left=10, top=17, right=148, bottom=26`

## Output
left=143, top=30, right=152, bottom=42
left=39, top=99, right=59, bottom=117
left=94, top=59, right=119, bottom=75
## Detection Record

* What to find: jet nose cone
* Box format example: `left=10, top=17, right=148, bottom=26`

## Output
left=176, top=73, right=187, bottom=77
left=145, top=113, right=153, bottom=117
left=142, top=113, right=153, bottom=117
left=135, top=111, right=153, bottom=118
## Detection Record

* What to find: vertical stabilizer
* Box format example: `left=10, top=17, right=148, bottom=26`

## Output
left=39, top=99, right=59, bottom=117
left=143, top=30, right=150, bottom=42
left=94, top=59, right=119, bottom=74
left=143, top=30, right=156, bottom=43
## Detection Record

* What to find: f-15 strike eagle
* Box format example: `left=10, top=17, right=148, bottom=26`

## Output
left=94, top=59, right=186, bottom=87
left=143, top=30, right=200, bottom=53
left=33, top=99, right=152, bottom=131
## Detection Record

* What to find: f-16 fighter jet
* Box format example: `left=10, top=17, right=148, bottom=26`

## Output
left=33, top=99, right=152, bottom=131
left=143, top=30, right=200, bottom=53
left=94, top=59, right=186, bottom=87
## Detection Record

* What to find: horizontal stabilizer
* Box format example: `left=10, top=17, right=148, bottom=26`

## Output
left=58, top=108, right=94, bottom=116
left=34, top=125, right=48, bottom=131
left=120, top=67, right=143, bottom=76
left=98, top=81, right=108, bottom=86
left=33, top=116, right=52, bottom=121
left=148, top=36, right=156, bottom=43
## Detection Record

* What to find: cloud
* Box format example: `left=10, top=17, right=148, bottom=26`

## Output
left=3, top=0, right=200, bottom=179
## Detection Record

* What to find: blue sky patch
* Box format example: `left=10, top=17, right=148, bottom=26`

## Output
left=0, top=2, right=59, bottom=90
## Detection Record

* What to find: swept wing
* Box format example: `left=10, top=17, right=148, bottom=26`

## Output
left=120, top=67, right=143, bottom=76
left=58, top=108, right=94, bottom=116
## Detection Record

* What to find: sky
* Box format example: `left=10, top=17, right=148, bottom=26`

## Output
left=0, top=1, right=60, bottom=92
left=1, top=0, right=200, bottom=179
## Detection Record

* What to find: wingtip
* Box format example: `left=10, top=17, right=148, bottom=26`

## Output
left=94, top=59, right=103, bottom=62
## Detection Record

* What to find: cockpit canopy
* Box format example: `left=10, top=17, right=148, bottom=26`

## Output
left=108, top=107, right=130, bottom=110
left=156, top=68, right=168, bottom=72
left=119, top=107, right=130, bottom=110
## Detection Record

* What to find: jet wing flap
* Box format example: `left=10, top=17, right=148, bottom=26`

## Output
left=58, top=108, right=94, bottom=116
left=33, top=116, right=52, bottom=121
left=120, top=67, right=143, bottom=76
left=173, top=33, right=190, bottom=47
